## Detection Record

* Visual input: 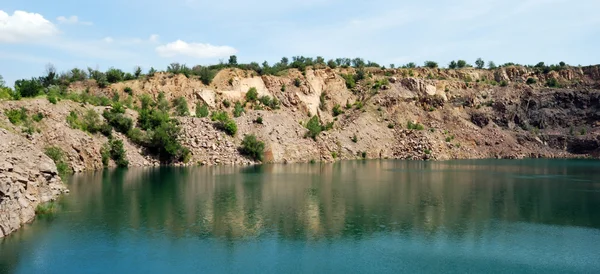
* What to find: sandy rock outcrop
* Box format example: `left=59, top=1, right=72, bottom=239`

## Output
left=0, top=129, right=66, bottom=238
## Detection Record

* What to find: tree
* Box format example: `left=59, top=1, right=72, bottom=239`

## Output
left=448, top=61, right=457, bottom=69
left=172, top=96, right=189, bottom=116
left=475, top=58, right=485, bottom=69
left=488, top=61, right=497, bottom=69
left=15, top=78, right=43, bottom=97
left=405, top=62, right=417, bottom=68
left=424, top=61, right=438, bottom=68
left=327, top=59, right=337, bottom=69
left=457, top=60, right=467, bottom=69
left=0, top=74, right=5, bottom=87
left=106, top=67, right=124, bottom=83
left=148, top=67, right=157, bottom=77
left=42, top=63, right=57, bottom=87
left=280, top=57, right=289, bottom=67
left=197, top=67, right=216, bottom=85
left=228, top=55, right=238, bottom=66
left=305, top=115, right=322, bottom=140
left=134, top=66, right=142, bottom=78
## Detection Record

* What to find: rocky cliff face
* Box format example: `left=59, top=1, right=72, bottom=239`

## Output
left=1, top=65, right=599, bottom=169
left=0, top=129, right=66, bottom=238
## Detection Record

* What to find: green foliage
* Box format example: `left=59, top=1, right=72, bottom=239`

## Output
left=6, top=107, right=28, bottom=125
left=101, top=143, right=110, bottom=167
left=66, top=111, right=81, bottom=129
left=32, top=112, right=44, bottom=122
left=488, top=61, right=497, bottom=69
left=222, top=99, right=231, bottom=108
left=294, top=78, right=301, bottom=87
left=106, top=67, right=124, bottom=83
left=546, top=78, right=559, bottom=87
left=134, top=66, right=142, bottom=79
left=387, top=123, right=394, bottom=129
left=457, top=60, right=467, bottom=68
left=211, top=111, right=237, bottom=136
left=341, top=74, right=356, bottom=89
left=407, top=121, right=425, bottom=130
left=124, top=87, right=133, bottom=95
left=580, top=128, right=586, bottom=135
left=15, top=78, right=43, bottom=97
left=361, top=151, right=367, bottom=159
left=109, top=139, right=129, bottom=167
left=281, top=84, right=286, bottom=92
left=197, top=66, right=217, bottom=85
left=36, top=202, right=58, bottom=215
left=239, top=134, right=265, bottom=162
left=196, top=102, right=209, bottom=118
left=305, top=115, right=322, bottom=140
left=332, top=104, right=343, bottom=116
left=351, top=134, right=358, bottom=143
left=44, top=146, right=71, bottom=179
left=424, top=61, right=438, bottom=68
left=475, top=58, right=485, bottom=69
left=526, top=78, right=537, bottom=85
left=172, top=96, right=190, bottom=116
left=233, top=101, right=244, bottom=117
left=103, top=106, right=133, bottom=134
left=246, top=87, right=258, bottom=101
left=254, top=116, right=263, bottom=124
left=156, top=92, right=170, bottom=111
left=448, top=61, right=457, bottom=69
left=500, top=80, right=508, bottom=87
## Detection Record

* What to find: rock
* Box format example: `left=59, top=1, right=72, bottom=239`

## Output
left=0, top=130, right=66, bottom=238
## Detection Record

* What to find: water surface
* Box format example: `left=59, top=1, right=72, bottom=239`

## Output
left=2, top=159, right=600, bottom=273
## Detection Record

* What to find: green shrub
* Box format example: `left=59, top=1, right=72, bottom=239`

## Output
left=294, top=78, right=301, bottom=87
left=361, top=151, right=367, bottom=158
left=66, top=111, right=81, bottom=129
left=32, top=112, right=44, bottom=122
left=15, top=78, right=43, bottom=97
left=526, top=78, right=537, bottom=85
left=211, top=110, right=229, bottom=122
left=332, top=104, right=343, bottom=116
left=101, top=143, right=110, bottom=167
left=47, top=91, right=58, bottom=104
left=222, top=99, right=231, bottom=108
left=197, top=67, right=216, bottom=85
left=124, top=87, right=133, bottom=95
left=106, top=68, right=124, bottom=83
left=254, top=116, right=263, bottom=124
left=457, top=60, right=467, bottom=68
left=448, top=61, right=457, bottom=69
left=546, top=78, right=559, bottom=87
left=196, top=102, right=209, bottom=118
left=341, top=74, right=356, bottom=89
left=222, top=119, right=237, bottom=136
left=387, top=123, right=394, bottom=129
left=233, top=101, right=244, bottom=117
left=258, top=95, right=272, bottom=107
left=281, top=84, right=286, bottom=92
left=239, top=134, right=265, bottom=162
left=103, top=109, right=133, bottom=133
left=172, top=96, right=190, bottom=116
left=35, top=202, right=58, bottom=215
left=6, top=107, right=28, bottom=125
left=305, top=115, right=322, bottom=140
left=351, top=134, right=358, bottom=143
left=246, top=87, right=258, bottom=101
left=424, top=61, right=438, bottom=68
left=44, top=146, right=71, bottom=179
left=407, top=121, right=425, bottom=130
left=499, top=80, right=508, bottom=87
left=109, top=139, right=129, bottom=167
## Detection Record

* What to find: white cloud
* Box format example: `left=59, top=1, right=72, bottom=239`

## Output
left=155, top=40, right=237, bottom=58
left=57, top=15, right=92, bottom=25
left=0, top=10, right=59, bottom=43
left=149, top=34, right=160, bottom=43
left=103, top=37, right=114, bottom=43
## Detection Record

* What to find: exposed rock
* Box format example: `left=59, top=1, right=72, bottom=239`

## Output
left=0, top=129, right=66, bottom=238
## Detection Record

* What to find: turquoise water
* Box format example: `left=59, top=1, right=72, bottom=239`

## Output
left=1, top=159, right=600, bottom=273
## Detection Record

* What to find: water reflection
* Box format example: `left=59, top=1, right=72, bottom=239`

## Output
left=63, top=159, right=600, bottom=241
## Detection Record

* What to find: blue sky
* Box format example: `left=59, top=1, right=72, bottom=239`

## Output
left=1, top=0, right=599, bottom=86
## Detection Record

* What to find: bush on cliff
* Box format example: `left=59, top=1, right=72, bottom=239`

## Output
left=196, top=102, right=209, bottom=118
left=44, top=146, right=71, bottom=179
left=240, top=134, right=265, bottom=162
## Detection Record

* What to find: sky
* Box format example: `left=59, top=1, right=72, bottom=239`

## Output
left=1, top=0, right=599, bottom=86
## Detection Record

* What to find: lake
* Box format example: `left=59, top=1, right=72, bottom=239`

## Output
left=1, top=159, right=600, bottom=273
